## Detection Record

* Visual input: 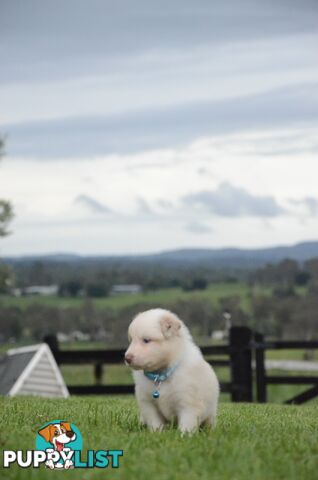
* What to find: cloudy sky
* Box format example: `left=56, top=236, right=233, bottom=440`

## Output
left=1, top=0, right=318, bottom=255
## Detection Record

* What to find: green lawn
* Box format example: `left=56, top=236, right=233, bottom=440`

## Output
left=0, top=282, right=307, bottom=312
left=0, top=396, right=317, bottom=479
left=266, top=349, right=318, bottom=361
left=0, top=282, right=265, bottom=312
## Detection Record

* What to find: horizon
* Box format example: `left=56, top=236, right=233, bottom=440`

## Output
left=3, top=238, right=318, bottom=259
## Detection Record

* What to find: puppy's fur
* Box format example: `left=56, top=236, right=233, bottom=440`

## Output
left=125, top=308, right=219, bottom=433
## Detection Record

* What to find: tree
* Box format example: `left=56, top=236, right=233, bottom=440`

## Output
left=0, top=200, right=14, bottom=237
left=0, top=137, right=14, bottom=237
left=0, top=137, right=14, bottom=291
left=59, top=280, right=83, bottom=297
left=304, top=258, right=318, bottom=282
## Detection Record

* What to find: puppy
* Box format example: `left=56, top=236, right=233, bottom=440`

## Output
left=125, top=308, right=219, bottom=433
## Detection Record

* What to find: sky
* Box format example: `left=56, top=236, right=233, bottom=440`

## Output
left=0, top=0, right=318, bottom=256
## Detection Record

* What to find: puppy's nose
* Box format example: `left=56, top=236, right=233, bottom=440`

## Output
left=66, top=431, right=74, bottom=438
left=125, top=353, right=133, bottom=364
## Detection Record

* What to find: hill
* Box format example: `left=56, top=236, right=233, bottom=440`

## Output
left=5, top=240, right=318, bottom=269
left=152, top=240, right=318, bottom=267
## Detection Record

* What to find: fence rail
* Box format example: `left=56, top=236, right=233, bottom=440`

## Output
left=44, top=327, right=318, bottom=405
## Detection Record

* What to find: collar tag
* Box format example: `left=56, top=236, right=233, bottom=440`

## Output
left=144, top=363, right=179, bottom=398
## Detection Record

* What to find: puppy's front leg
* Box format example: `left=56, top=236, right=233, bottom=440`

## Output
left=178, top=409, right=199, bottom=434
left=139, top=400, right=166, bottom=432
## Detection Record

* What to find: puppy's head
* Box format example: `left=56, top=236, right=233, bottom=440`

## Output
left=125, top=309, right=183, bottom=371
left=38, top=422, right=76, bottom=451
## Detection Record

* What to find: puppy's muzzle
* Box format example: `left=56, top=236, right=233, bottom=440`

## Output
left=125, top=353, right=134, bottom=365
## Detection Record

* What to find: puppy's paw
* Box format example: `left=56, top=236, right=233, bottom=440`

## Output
left=178, top=412, right=199, bottom=435
left=179, top=426, right=197, bottom=436
left=147, top=422, right=165, bottom=432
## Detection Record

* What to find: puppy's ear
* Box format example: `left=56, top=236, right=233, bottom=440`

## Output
left=38, top=424, right=53, bottom=442
left=160, top=312, right=182, bottom=338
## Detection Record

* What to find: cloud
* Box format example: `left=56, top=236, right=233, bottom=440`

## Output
left=74, top=194, right=111, bottom=214
left=302, top=197, right=318, bottom=215
left=2, top=1, right=317, bottom=85
left=197, top=167, right=214, bottom=177
left=136, top=197, right=154, bottom=215
left=185, top=221, right=212, bottom=234
left=183, top=182, right=285, bottom=218
left=4, top=82, right=318, bottom=159
left=290, top=196, right=318, bottom=216
left=157, top=199, right=174, bottom=210
left=1, top=2, right=318, bottom=256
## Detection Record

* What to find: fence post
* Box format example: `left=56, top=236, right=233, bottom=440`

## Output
left=94, top=363, right=103, bottom=385
left=43, top=334, right=60, bottom=362
left=229, top=326, right=253, bottom=402
left=254, top=332, right=267, bottom=403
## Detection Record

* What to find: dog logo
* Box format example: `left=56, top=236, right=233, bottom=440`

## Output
left=3, top=420, right=123, bottom=470
left=36, top=420, right=82, bottom=469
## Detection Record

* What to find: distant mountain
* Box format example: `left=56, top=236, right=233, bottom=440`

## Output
left=4, top=240, right=318, bottom=270
left=4, top=253, right=82, bottom=263
left=150, top=241, right=318, bottom=267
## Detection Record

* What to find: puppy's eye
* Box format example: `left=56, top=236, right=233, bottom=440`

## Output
left=143, top=338, right=151, bottom=344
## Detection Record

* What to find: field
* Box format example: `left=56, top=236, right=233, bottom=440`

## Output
left=0, top=282, right=274, bottom=312
left=0, top=396, right=317, bottom=479
left=1, top=282, right=317, bottom=405
left=1, top=279, right=317, bottom=405
left=0, top=282, right=308, bottom=312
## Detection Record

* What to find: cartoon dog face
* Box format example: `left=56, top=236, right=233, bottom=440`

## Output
left=38, top=422, right=76, bottom=451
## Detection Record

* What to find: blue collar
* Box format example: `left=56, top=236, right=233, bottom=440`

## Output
left=144, top=363, right=179, bottom=383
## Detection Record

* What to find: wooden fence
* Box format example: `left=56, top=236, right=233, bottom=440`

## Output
left=253, top=333, right=318, bottom=404
left=44, top=327, right=318, bottom=404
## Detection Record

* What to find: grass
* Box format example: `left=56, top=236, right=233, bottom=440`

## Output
left=0, top=396, right=317, bottom=479
left=266, top=349, right=318, bottom=361
left=0, top=282, right=268, bottom=312
left=0, top=281, right=309, bottom=312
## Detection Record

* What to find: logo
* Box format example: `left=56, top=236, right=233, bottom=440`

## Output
left=36, top=420, right=82, bottom=469
left=2, top=420, right=123, bottom=470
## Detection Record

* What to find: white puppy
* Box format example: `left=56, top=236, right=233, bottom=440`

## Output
left=125, top=308, right=219, bottom=433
